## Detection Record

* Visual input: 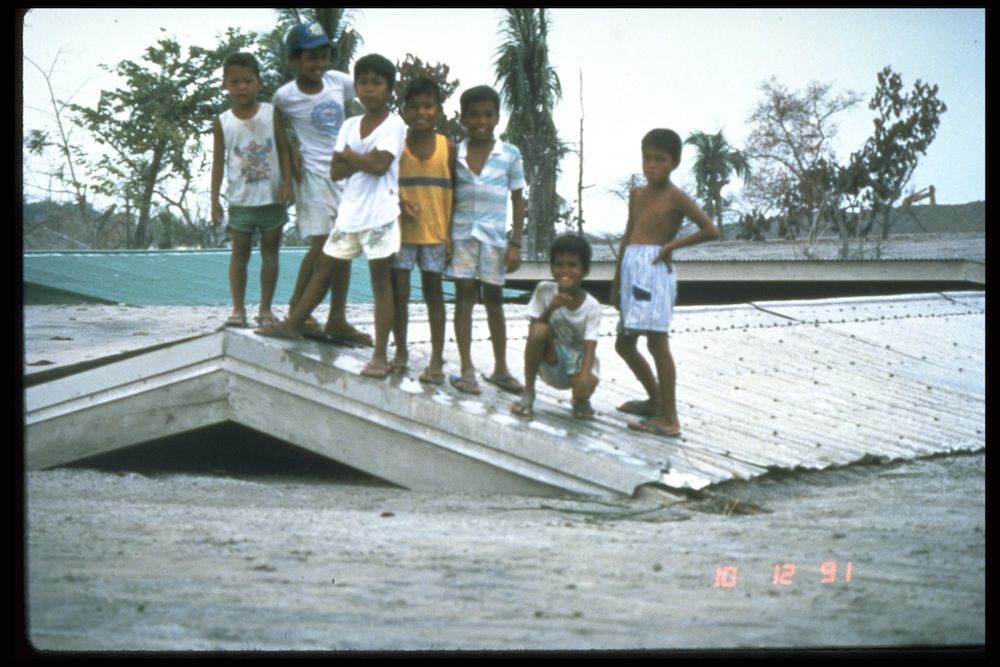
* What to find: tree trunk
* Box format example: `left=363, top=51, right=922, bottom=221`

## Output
left=530, top=166, right=556, bottom=258
left=133, top=146, right=165, bottom=249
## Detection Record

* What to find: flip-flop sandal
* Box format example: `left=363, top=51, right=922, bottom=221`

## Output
left=302, top=316, right=323, bottom=334
left=510, top=401, right=534, bottom=418
left=324, top=328, right=374, bottom=346
left=255, top=314, right=279, bottom=328
left=361, top=362, right=390, bottom=379
left=617, top=400, right=657, bottom=417
left=225, top=314, right=249, bottom=328
left=450, top=374, right=481, bottom=395
left=482, top=373, right=524, bottom=395
left=627, top=418, right=681, bottom=438
left=254, top=321, right=303, bottom=340
left=389, top=359, right=409, bottom=374
left=419, top=369, right=445, bottom=385
left=302, top=331, right=369, bottom=348
left=572, top=400, right=595, bottom=420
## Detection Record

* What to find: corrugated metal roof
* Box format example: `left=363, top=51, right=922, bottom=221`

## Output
left=589, top=232, right=985, bottom=263
left=467, top=290, right=985, bottom=488
left=23, top=291, right=984, bottom=495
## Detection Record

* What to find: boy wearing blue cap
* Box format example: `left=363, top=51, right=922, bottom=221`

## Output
left=272, top=22, right=370, bottom=344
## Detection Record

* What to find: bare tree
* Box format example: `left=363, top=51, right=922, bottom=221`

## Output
left=744, top=78, right=863, bottom=240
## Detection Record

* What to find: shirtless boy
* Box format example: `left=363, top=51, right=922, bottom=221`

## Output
left=612, top=128, right=720, bottom=438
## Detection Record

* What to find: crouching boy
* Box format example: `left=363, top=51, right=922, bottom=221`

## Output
left=511, top=234, right=601, bottom=420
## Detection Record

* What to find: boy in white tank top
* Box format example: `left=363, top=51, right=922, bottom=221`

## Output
left=211, top=52, right=293, bottom=329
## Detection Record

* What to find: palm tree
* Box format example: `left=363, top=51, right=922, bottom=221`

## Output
left=494, top=8, right=567, bottom=257
left=684, top=130, right=751, bottom=238
left=312, top=8, right=362, bottom=73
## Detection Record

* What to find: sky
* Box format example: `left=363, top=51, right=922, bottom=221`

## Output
left=20, top=8, right=985, bottom=236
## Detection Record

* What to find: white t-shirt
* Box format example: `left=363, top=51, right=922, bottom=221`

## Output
left=218, top=103, right=282, bottom=207
left=272, top=70, right=355, bottom=178
left=333, top=112, right=407, bottom=233
left=527, top=281, right=603, bottom=350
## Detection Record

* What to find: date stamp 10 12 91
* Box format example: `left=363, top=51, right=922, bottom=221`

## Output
left=713, top=561, right=854, bottom=589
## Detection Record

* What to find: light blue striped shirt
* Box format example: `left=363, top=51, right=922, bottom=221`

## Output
left=452, top=139, right=526, bottom=247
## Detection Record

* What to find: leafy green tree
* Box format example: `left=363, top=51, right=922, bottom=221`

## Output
left=807, top=68, right=946, bottom=259
left=847, top=66, right=947, bottom=241
left=494, top=8, right=567, bottom=258
left=684, top=130, right=750, bottom=239
left=69, top=29, right=255, bottom=248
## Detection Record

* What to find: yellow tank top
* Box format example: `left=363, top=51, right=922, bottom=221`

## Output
left=398, top=134, right=453, bottom=244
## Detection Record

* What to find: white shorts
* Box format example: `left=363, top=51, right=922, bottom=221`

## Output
left=294, top=169, right=342, bottom=238
left=323, top=220, right=401, bottom=261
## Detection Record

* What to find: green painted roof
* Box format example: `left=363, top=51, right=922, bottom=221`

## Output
left=24, top=249, right=391, bottom=306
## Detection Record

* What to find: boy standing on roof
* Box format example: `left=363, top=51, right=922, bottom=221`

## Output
left=612, top=129, right=720, bottom=438
left=272, top=22, right=370, bottom=344
left=447, top=85, right=526, bottom=396
left=256, top=54, right=407, bottom=379
left=211, top=52, right=294, bottom=329
left=390, top=77, right=456, bottom=384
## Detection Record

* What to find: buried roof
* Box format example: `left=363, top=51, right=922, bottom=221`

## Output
left=23, top=292, right=984, bottom=497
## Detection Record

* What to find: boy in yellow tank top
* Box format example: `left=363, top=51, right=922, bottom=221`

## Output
left=390, top=78, right=456, bottom=384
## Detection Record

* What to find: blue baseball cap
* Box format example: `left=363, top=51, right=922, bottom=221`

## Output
left=286, top=22, right=330, bottom=55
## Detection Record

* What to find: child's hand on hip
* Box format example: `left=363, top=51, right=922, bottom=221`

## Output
left=653, top=244, right=674, bottom=271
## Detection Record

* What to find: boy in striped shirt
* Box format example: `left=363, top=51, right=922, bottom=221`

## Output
left=447, top=85, right=526, bottom=396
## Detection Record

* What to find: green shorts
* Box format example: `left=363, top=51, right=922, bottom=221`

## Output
left=227, top=204, right=288, bottom=235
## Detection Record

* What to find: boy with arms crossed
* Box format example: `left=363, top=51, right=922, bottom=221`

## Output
left=391, top=77, right=456, bottom=384
left=612, top=129, right=720, bottom=438
left=211, top=52, right=294, bottom=329
left=448, top=85, right=526, bottom=396
left=511, top=234, right=601, bottom=420
left=273, top=22, right=369, bottom=344
left=257, top=54, right=406, bottom=379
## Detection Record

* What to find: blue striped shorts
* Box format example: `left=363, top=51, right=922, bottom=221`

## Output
left=617, top=244, right=677, bottom=334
